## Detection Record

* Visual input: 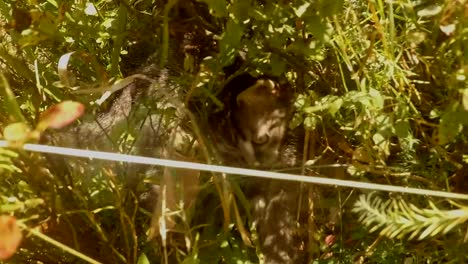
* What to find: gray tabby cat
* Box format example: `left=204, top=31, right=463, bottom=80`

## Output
left=44, top=58, right=306, bottom=263
left=214, top=72, right=306, bottom=263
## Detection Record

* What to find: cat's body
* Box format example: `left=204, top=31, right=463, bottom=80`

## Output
left=43, top=59, right=306, bottom=263
left=211, top=72, right=306, bottom=263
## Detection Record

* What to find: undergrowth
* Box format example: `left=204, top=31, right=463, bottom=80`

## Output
left=0, top=0, right=467, bottom=263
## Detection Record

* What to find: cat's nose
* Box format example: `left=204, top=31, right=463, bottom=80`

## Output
left=253, top=134, right=269, bottom=145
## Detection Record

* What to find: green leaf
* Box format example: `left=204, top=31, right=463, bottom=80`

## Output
left=328, top=98, right=343, bottom=116
left=0, top=48, right=35, bottom=81
left=232, top=0, right=252, bottom=21
left=37, top=19, right=58, bottom=36
left=437, top=108, right=465, bottom=145
left=3, top=122, right=31, bottom=142
left=289, top=113, right=304, bottom=129
left=304, top=115, right=319, bottom=129
left=181, top=254, right=200, bottom=264
left=369, top=88, right=384, bottom=110
left=0, top=1, right=11, bottom=20
left=137, top=253, right=150, bottom=264
left=394, top=120, right=410, bottom=138
left=0, top=74, right=26, bottom=122
left=304, top=15, right=333, bottom=44
left=270, top=54, right=287, bottom=76
left=320, top=0, right=344, bottom=17
left=294, top=94, right=310, bottom=109
left=219, top=20, right=244, bottom=65
left=293, top=3, right=310, bottom=18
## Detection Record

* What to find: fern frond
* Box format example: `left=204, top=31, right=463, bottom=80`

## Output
left=0, top=147, right=21, bottom=173
left=353, top=194, right=468, bottom=240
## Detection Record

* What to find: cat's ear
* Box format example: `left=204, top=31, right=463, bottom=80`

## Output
left=236, top=91, right=248, bottom=108
left=236, top=78, right=279, bottom=107
left=255, top=79, right=278, bottom=96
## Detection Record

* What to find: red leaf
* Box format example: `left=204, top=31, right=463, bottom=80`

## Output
left=0, top=215, right=23, bottom=260
left=324, top=234, right=336, bottom=246
left=39, top=101, right=85, bottom=130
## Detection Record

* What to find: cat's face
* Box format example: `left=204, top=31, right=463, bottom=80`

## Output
left=233, top=78, right=291, bottom=167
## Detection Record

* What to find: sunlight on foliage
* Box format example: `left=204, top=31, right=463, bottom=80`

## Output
left=353, top=194, right=468, bottom=240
